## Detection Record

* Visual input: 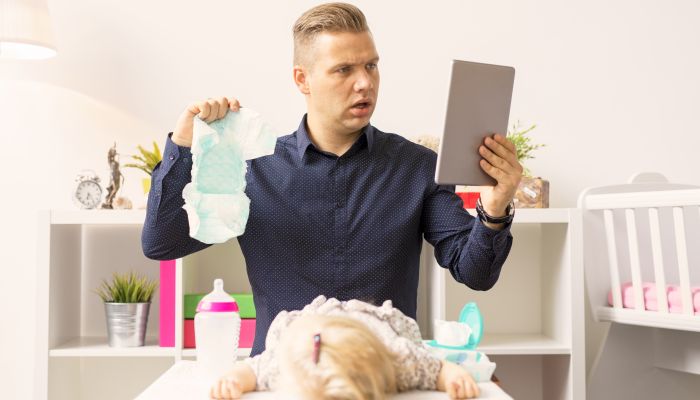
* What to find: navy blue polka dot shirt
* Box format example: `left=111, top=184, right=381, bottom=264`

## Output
left=142, top=114, right=513, bottom=356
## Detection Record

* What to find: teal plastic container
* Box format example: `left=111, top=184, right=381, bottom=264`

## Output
left=426, top=302, right=483, bottom=350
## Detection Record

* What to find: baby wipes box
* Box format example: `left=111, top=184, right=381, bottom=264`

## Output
left=426, top=302, right=496, bottom=382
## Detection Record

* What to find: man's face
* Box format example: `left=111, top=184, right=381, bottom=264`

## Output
left=299, top=31, right=380, bottom=136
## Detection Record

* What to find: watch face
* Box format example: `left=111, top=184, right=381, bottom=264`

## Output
left=75, top=180, right=102, bottom=209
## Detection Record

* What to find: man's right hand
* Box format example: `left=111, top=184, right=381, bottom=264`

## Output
left=172, top=97, right=241, bottom=147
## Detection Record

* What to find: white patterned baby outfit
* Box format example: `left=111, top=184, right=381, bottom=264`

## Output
left=244, top=295, right=442, bottom=392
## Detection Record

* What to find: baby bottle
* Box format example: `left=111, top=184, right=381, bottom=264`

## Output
left=195, top=279, right=241, bottom=379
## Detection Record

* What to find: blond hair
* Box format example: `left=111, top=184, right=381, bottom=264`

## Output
left=293, top=2, right=370, bottom=66
left=278, top=315, right=397, bottom=400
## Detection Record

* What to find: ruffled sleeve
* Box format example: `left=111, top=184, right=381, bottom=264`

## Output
left=343, top=299, right=442, bottom=391
left=242, top=309, right=290, bottom=390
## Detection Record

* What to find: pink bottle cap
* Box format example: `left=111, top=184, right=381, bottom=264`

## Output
left=196, top=279, right=239, bottom=313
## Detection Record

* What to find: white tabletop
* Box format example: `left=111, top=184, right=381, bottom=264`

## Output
left=137, top=361, right=513, bottom=399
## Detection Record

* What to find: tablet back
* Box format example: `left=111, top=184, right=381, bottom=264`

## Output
left=435, top=60, right=515, bottom=186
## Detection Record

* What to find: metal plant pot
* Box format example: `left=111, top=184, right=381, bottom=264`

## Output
left=104, top=302, right=151, bottom=347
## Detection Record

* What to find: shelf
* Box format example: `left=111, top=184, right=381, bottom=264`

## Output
left=49, top=336, right=175, bottom=357
left=465, top=208, right=572, bottom=223
left=476, top=333, right=571, bottom=355
left=49, top=209, right=146, bottom=225
left=46, top=208, right=572, bottom=226
left=48, top=337, right=254, bottom=359
left=181, top=347, right=252, bottom=358
left=596, top=307, right=700, bottom=332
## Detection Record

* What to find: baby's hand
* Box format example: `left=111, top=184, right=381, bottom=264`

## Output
left=209, top=373, right=243, bottom=399
left=438, top=361, right=481, bottom=399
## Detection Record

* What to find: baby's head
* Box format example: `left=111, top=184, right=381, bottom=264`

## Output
left=278, top=314, right=397, bottom=400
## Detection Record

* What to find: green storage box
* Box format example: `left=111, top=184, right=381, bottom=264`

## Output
left=184, top=293, right=256, bottom=319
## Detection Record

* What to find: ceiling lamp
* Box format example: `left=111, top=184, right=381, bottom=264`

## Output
left=0, top=0, right=56, bottom=60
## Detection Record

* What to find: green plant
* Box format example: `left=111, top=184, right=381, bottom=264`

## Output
left=95, top=271, right=158, bottom=303
left=507, top=121, right=545, bottom=177
left=124, top=141, right=162, bottom=176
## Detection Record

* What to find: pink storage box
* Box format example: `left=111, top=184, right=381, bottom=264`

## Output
left=184, top=318, right=256, bottom=349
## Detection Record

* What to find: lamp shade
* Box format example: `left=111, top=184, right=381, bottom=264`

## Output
left=0, top=0, right=56, bottom=60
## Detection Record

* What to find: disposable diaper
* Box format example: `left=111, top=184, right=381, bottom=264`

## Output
left=182, top=108, right=277, bottom=243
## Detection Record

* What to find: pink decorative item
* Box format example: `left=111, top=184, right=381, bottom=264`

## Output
left=196, top=301, right=239, bottom=313
left=667, top=286, right=700, bottom=310
left=607, top=282, right=661, bottom=310
left=159, top=260, right=176, bottom=347
left=608, top=281, right=700, bottom=314
left=456, top=192, right=480, bottom=209
left=184, top=319, right=196, bottom=349
left=184, top=318, right=256, bottom=349
left=239, top=319, right=256, bottom=348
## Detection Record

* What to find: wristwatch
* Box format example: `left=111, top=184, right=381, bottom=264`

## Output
left=476, top=197, right=515, bottom=225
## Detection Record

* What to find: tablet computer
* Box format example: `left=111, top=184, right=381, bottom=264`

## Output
left=435, top=60, right=515, bottom=186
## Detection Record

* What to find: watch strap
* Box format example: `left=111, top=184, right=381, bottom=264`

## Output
left=476, top=197, right=515, bottom=224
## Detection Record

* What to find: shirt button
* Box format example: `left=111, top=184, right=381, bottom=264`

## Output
left=168, top=154, right=175, bottom=160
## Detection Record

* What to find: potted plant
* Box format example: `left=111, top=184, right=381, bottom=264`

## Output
left=124, top=141, right=162, bottom=194
left=507, top=122, right=549, bottom=208
left=95, top=271, right=158, bottom=347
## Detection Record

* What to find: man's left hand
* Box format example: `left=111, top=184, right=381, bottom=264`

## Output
left=477, top=133, right=523, bottom=225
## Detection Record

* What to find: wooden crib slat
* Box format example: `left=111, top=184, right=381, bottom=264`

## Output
left=648, top=208, right=669, bottom=313
left=625, top=209, right=645, bottom=311
left=672, top=207, right=693, bottom=315
left=604, top=210, right=623, bottom=309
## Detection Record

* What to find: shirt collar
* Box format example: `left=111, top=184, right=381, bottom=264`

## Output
left=295, top=114, right=375, bottom=161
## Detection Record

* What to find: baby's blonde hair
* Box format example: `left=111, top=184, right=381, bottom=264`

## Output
left=278, top=314, right=397, bottom=400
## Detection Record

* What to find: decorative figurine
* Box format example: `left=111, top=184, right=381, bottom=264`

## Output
left=101, top=143, right=125, bottom=209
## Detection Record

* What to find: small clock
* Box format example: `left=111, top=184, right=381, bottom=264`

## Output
left=73, top=170, right=103, bottom=209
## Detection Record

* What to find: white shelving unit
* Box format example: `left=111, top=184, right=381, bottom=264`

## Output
left=36, top=208, right=583, bottom=400
left=35, top=210, right=257, bottom=400
left=420, top=208, right=585, bottom=400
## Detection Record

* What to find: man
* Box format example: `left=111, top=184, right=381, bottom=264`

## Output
left=142, top=2, right=522, bottom=357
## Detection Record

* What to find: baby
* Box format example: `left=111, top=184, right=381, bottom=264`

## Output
left=209, top=295, right=480, bottom=399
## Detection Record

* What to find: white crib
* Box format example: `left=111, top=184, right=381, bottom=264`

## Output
left=578, top=173, right=700, bottom=400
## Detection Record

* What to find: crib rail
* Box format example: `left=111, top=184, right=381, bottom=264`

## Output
left=582, top=187, right=700, bottom=331
left=583, top=188, right=700, bottom=210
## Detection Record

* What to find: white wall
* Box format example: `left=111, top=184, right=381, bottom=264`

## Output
left=1, top=0, right=699, bottom=398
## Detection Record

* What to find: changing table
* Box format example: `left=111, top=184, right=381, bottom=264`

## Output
left=137, top=360, right=513, bottom=399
